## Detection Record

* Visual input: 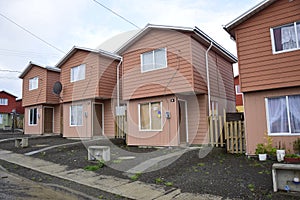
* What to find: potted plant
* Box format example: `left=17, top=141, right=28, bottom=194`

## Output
left=276, top=141, right=286, bottom=162
left=255, top=143, right=267, bottom=161
left=284, top=154, right=300, bottom=164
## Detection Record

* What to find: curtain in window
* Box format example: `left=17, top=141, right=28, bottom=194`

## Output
left=289, top=95, right=300, bottom=133
left=71, top=105, right=83, bottom=126
left=281, top=25, right=297, bottom=50
left=267, top=97, right=289, bottom=133
left=142, top=52, right=153, bottom=72
left=297, top=23, right=300, bottom=47
left=273, top=28, right=282, bottom=51
left=151, top=102, right=161, bottom=130
left=154, top=49, right=166, bottom=69
left=140, top=104, right=150, bottom=130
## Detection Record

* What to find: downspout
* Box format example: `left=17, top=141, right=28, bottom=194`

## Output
left=206, top=42, right=213, bottom=116
left=116, top=58, right=123, bottom=108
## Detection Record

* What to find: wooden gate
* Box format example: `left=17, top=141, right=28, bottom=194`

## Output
left=208, top=111, right=245, bottom=153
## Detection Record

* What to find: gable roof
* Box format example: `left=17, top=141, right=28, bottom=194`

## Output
left=55, top=46, right=122, bottom=68
left=116, top=24, right=237, bottom=63
left=224, top=0, right=277, bottom=39
left=0, top=90, right=17, bottom=98
left=19, top=61, right=60, bottom=79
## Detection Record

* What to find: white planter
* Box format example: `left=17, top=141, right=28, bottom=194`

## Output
left=276, top=150, right=285, bottom=162
left=258, top=153, right=267, bottom=161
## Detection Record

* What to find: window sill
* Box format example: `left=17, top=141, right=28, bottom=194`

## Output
left=139, top=129, right=163, bottom=132
left=268, top=133, right=300, bottom=136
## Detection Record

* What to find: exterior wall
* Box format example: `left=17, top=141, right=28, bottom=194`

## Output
left=60, top=50, right=119, bottom=102
left=0, top=92, right=17, bottom=113
left=234, top=0, right=300, bottom=93
left=24, top=105, right=43, bottom=134
left=244, top=87, right=300, bottom=155
left=46, top=71, right=60, bottom=103
left=15, top=100, right=24, bottom=114
left=122, top=29, right=194, bottom=100
left=103, top=99, right=115, bottom=138
left=22, top=66, right=47, bottom=107
left=0, top=114, right=9, bottom=129
left=63, top=100, right=92, bottom=138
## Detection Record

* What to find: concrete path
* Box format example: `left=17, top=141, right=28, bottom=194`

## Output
left=0, top=149, right=227, bottom=200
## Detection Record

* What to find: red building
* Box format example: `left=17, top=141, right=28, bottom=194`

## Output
left=0, top=90, right=24, bottom=130
left=234, top=75, right=243, bottom=112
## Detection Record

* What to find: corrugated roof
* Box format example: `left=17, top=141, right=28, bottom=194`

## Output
left=224, top=0, right=277, bottom=38
left=19, top=61, right=60, bottom=79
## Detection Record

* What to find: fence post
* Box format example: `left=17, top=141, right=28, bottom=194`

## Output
left=219, top=115, right=223, bottom=147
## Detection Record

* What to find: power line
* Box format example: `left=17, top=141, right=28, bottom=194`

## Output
left=0, top=12, right=66, bottom=54
left=92, top=0, right=140, bottom=29
left=0, top=69, right=22, bottom=73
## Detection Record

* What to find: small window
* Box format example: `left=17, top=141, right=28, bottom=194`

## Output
left=0, top=114, right=3, bottom=124
left=235, top=85, right=242, bottom=94
left=29, top=108, right=38, bottom=125
left=271, top=21, right=300, bottom=53
left=266, top=95, right=300, bottom=135
left=29, top=77, right=38, bottom=90
left=71, top=64, right=85, bottom=82
left=141, top=48, right=167, bottom=72
left=139, top=102, right=162, bottom=131
left=70, top=105, right=83, bottom=126
left=0, top=98, right=8, bottom=105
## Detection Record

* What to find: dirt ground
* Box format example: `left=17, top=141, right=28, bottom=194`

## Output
left=0, top=133, right=299, bottom=200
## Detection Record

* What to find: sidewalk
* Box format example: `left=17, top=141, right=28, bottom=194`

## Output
left=0, top=149, right=225, bottom=200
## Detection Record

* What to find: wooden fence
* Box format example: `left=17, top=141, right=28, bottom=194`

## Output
left=208, top=112, right=245, bottom=153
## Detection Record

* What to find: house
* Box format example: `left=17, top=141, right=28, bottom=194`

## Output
left=19, top=62, right=61, bottom=135
left=55, top=46, right=122, bottom=138
left=224, top=0, right=300, bottom=154
left=0, top=90, right=24, bottom=130
left=116, top=24, right=237, bottom=146
left=234, top=75, right=244, bottom=112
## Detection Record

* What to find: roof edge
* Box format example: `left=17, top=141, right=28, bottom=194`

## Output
left=19, top=61, right=60, bottom=79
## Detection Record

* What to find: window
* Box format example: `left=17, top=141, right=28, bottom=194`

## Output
left=0, top=114, right=3, bottom=124
left=0, top=98, right=8, bottom=105
left=70, top=105, right=83, bottom=126
left=266, top=95, right=300, bottom=135
left=235, top=85, right=242, bottom=94
left=29, top=108, right=38, bottom=125
left=139, top=102, right=162, bottom=131
left=271, top=21, right=300, bottom=53
left=71, top=64, right=85, bottom=82
left=29, top=77, right=38, bottom=90
left=141, top=48, right=167, bottom=72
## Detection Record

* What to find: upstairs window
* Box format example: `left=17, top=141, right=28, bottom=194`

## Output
left=271, top=21, right=300, bottom=53
left=29, top=77, right=38, bottom=90
left=0, top=98, right=8, bottom=105
left=235, top=85, right=242, bottom=94
left=141, top=48, right=167, bottom=72
left=71, top=64, right=85, bottom=82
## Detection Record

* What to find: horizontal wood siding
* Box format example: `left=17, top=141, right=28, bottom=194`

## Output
left=46, top=71, right=60, bottom=103
left=60, top=50, right=99, bottom=102
left=244, top=87, right=300, bottom=155
left=103, top=99, right=115, bottom=137
left=99, top=58, right=119, bottom=99
left=235, top=0, right=300, bottom=92
left=122, top=29, right=193, bottom=100
left=53, top=104, right=61, bottom=134
left=24, top=105, right=43, bottom=134
left=22, top=66, right=47, bottom=107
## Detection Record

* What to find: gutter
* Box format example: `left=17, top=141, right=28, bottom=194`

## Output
left=206, top=42, right=213, bottom=116
left=116, top=58, right=123, bottom=108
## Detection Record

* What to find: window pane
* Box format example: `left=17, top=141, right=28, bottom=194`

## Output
left=30, top=108, right=37, bottom=125
left=267, top=97, right=289, bottom=133
left=77, top=105, right=83, bottom=126
left=0, top=114, right=3, bottom=124
left=70, top=105, right=83, bottom=126
left=151, top=102, right=161, bottom=130
left=154, top=49, right=166, bottom=69
left=78, top=64, right=85, bottom=80
left=140, top=104, right=150, bottom=130
left=289, top=95, right=300, bottom=133
left=281, top=24, right=297, bottom=50
left=297, top=22, right=300, bottom=47
left=142, top=52, right=153, bottom=72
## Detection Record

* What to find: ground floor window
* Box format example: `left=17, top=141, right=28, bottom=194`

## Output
left=29, top=108, right=37, bottom=125
left=0, top=114, right=3, bottom=124
left=139, top=102, right=162, bottom=131
left=70, top=105, right=83, bottom=126
left=266, top=95, right=300, bottom=135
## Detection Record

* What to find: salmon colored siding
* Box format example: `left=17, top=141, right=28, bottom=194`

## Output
left=244, top=87, right=300, bottom=155
left=46, top=71, right=60, bottom=103
left=122, top=29, right=193, bottom=100
left=22, top=66, right=47, bottom=107
left=24, top=105, right=43, bottom=134
left=234, top=0, right=300, bottom=92
left=103, top=99, right=115, bottom=138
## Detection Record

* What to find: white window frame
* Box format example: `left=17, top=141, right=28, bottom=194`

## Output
left=140, top=48, right=167, bottom=73
left=0, top=114, right=3, bottom=124
left=70, top=64, right=86, bottom=82
left=28, top=107, right=38, bottom=126
left=235, top=85, right=242, bottom=94
left=270, top=21, right=300, bottom=54
left=265, top=95, right=300, bottom=136
left=138, top=102, right=163, bottom=131
left=70, top=104, right=83, bottom=126
left=29, top=77, right=39, bottom=91
left=0, top=98, right=8, bottom=105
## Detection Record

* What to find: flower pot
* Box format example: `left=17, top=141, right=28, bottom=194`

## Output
left=258, top=153, right=267, bottom=161
left=276, top=150, right=285, bottom=162
left=284, top=157, right=300, bottom=164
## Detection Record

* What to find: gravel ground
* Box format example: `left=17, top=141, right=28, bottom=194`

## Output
left=0, top=133, right=299, bottom=200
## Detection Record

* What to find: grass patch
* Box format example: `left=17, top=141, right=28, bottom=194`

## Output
left=165, top=182, right=173, bottom=187
left=112, top=159, right=122, bottom=164
left=130, top=172, right=142, bottom=181
left=198, top=163, right=205, bottom=167
left=248, top=183, right=255, bottom=192
left=84, top=160, right=105, bottom=171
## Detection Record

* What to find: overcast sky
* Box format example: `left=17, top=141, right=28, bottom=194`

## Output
left=0, top=0, right=262, bottom=98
